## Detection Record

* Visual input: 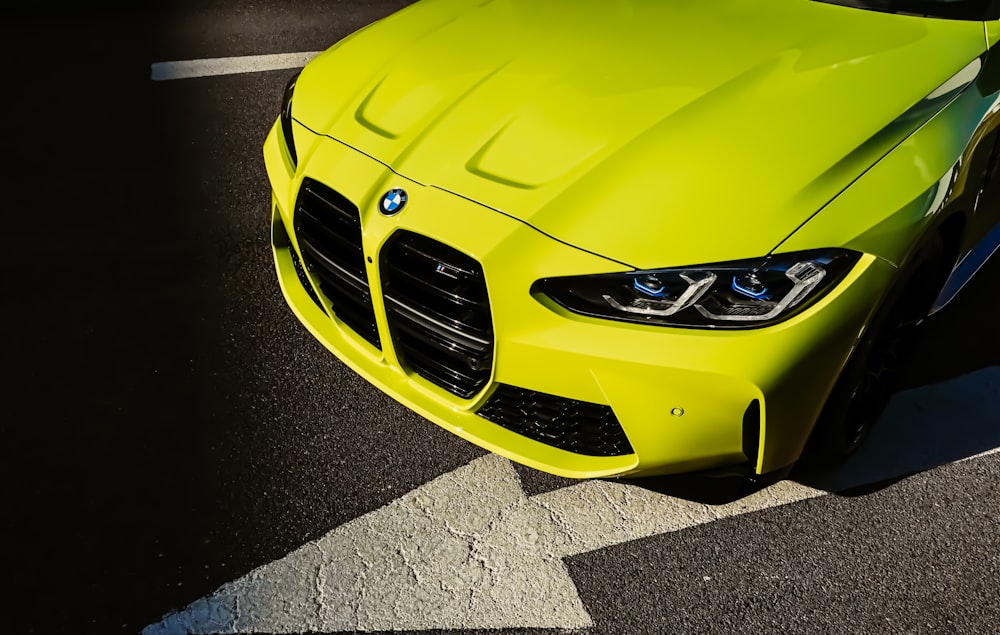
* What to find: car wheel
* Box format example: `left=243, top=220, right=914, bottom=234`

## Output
left=807, top=231, right=949, bottom=465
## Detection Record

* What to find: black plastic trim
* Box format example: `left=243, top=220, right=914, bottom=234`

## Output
left=294, top=179, right=381, bottom=349
left=382, top=231, right=493, bottom=398
left=477, top=384, right=634, bottom=457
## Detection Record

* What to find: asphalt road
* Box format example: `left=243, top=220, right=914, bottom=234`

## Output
left=6, top=4, right=999, bottom=634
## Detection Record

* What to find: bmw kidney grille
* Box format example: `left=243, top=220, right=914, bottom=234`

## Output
left=292, top=180, right=494, bottom=398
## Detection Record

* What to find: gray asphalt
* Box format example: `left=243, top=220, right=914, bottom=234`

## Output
left=6, top=3, right=998, bottom=634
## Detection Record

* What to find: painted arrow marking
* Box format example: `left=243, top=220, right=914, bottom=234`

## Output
left=143, top=455, right=826, bottom=634
left=143, top=454, right=591, bottom=633
left=144, top=367, right=1000, bottom=634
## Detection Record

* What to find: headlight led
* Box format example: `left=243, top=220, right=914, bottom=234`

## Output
left=695, top=260, right=825, bottom=322
left=603, top=271, right=716, bottom=317
left=533, top=249, right=860, bottom=329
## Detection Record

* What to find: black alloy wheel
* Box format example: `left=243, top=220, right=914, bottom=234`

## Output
left=807, top=231, right=950, bottom=465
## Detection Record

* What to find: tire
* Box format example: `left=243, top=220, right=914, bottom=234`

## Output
left=806, top=232, right=949, bottom=465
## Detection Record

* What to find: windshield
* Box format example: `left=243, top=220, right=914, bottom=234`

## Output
left=815, top=0, right=999, bottom=20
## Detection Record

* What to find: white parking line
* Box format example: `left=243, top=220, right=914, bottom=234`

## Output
left=150, top=52, right=322, bottom=81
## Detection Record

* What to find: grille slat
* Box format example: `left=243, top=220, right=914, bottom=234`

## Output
left=297, top=212, right=365, bottom=260
left=389, top=266, right=480, bottom=309
left=384, top=296, right=490, bottom=356
left=298, top=236, right=371, bottom=298
left=477, top=385, right=634, bottom=457
left=394, top=341, right=484, bottom=397
left=388, top=241, right=490, bottom=318
left=383, top=231, right=494, bottom=398
left=294, top=179, right=381, bottom=349
left=302, top=184, right=360, bottom=226
left=395, top=240, right=479, bottom=278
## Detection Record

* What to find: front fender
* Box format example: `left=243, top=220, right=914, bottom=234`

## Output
left=776, top=48, right=1000, bottom=269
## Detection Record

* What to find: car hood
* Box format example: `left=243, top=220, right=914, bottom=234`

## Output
left=293, top=0, right=986, bottom=269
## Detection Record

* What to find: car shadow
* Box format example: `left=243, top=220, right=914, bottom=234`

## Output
left=793, top=250, right=1000, bottom=496
left=615, top=365, right=1000, bottom=505
left=792, top=364, right=1000, bottom=495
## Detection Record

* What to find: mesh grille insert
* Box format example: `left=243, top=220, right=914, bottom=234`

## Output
left=477, top=384, right=634, bottom=457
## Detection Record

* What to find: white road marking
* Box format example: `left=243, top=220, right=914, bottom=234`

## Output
left=964, top=446, right=1000, bottom=462
left=150, top=52, right=322, bottom=81
left=144, top=455, right=592, bottom=634
left=534, top=479, right=825, bottom=560
left=143, top=367, right=999, bottom=634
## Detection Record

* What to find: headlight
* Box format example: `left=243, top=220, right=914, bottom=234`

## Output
left=532, top=249, right=860, bottom=329
left=279, top=71, right=300, bottom=167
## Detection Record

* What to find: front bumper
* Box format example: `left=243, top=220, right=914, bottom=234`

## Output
left=265, top=121, right=898, bottom=479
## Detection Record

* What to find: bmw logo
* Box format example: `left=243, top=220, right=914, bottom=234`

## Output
left=379, top=188, right=408, bottom=216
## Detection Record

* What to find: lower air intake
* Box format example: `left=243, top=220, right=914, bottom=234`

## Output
left=477, top=384, right=634, bottom=457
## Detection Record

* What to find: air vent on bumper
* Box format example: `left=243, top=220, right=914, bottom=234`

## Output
left=477, top=384, right=634, bottom=457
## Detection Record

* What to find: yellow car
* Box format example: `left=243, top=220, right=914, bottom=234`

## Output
left=263, top=0, right=1000, bottom=481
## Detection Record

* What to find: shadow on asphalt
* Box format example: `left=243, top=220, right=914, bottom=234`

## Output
left=619, top=365, right=1000, bottom=505
left=793, top=364, right=1000, bottom=495
left=612, top=467, right=764, bottom=506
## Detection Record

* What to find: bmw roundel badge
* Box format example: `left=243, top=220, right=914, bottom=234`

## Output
left=379, top=188, right=408, bottom=216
